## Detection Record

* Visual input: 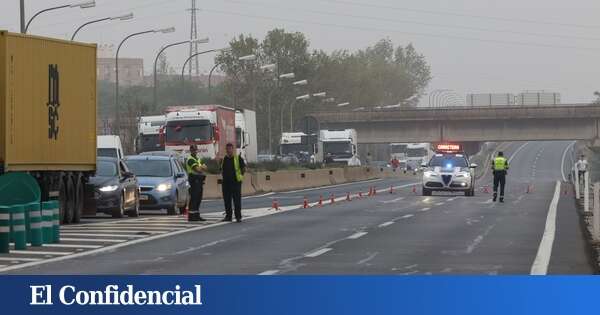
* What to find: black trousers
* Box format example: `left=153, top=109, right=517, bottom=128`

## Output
left=493, top=172, right=506, bottom=198
left=222, top=181, right=242, bottom=220
left=188, top=179, right=204, bottom=216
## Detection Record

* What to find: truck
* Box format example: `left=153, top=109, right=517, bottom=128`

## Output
left=466, top=93, right=516, bottom=106
left=0, top=31, right=97, bottom=224
left=235, top=110, right=257, bottom=163
left=405, top=143, right=433, bottom=170
left=279, top=132, right=317, bottom=163
left=135, top=115, right=165, bottom=153
left=389, top=143, right=408, bottom=161
left=163, top=105, right=236, bottom=160
left=316, top=129, right=358, bottom=164
left=97, top=135, right=124, bottom=160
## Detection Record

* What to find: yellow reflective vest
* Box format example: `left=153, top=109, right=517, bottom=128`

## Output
left=221, top=154, right=244, bottom=182
left=493, top=157, right=508, bottom=171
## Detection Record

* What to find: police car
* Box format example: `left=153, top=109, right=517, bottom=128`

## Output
left=420, top=144, right=477, bottom=197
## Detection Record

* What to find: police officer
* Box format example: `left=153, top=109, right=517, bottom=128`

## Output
left=492, top=151, right=509, bottom=203
left=186, top=144, right=208, bottom=221
left=220, top=143, right=246, bottom=223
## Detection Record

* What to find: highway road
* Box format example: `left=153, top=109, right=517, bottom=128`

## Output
left=4, top=141, right=595, bottom=275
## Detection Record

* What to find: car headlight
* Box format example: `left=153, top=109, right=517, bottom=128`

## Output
left=156, top=183, right=173, bottom=192
left=424, top=171, right=438, bottom=178
left=455, top=173, right=471, bottom=178
left=99, top=185, right=119, bottom=192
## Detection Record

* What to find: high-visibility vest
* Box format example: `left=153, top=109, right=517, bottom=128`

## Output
left=493, top=157, right=508, bottom=171
left=186, top=155, right=203, bottom=176
left=222, top=154, right=244, bottom=182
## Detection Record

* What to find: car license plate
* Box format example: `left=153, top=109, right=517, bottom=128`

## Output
left=140, top=195, right=149, bottom=201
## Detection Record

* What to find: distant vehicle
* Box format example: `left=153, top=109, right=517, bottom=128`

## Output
left=371, top=161, right=391, bottom=169
left=97, top=135, right=124, bottom=160
left=87, top=157, right=139, bottom=218
left=163, top=105, right=236, bottom=160
left=235, top=110, right=258, bottom=163
left=316, top=129, right=358, bottom=164
left=136, top=115, right=165, bottom=153
left=389, top=143, right=408, bottom=163
left=280, top=154, right=300, bottom=165
left=405, top=143, right=433, bottom=170
left=124, top=155, right=189, bottom=215
left=279, top=132, right=316, bottom=163
left=421, top=144, right=477, bottom=197
left=257, top=154, right=277, bottom=162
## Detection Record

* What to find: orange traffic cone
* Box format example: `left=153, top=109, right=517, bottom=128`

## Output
left=303, top=197, right=309, bottom=209
left=373, top=187, right=377, bottom=196
left=390, top=185, right=394, bottom=194
left=368, top=187, right=373, bottom=197
left=526, top=184, right=533, bottom=194
left=272, top=199, right=279, bottom=210
left=358, top=191, right=363, bottom=199
left=330, top=193, right=335, bottom=204
left=346, top=192, right=352, bottom=201
left=412, top=186, right=417, bottom=194
left=318, top=195, right=323, bottom=207
left=483, top=186, right=490, bottom=194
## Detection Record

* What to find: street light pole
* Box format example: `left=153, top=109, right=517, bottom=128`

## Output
left=115, top=27, right=174, bottom=134
left=24, top=0, right=96, bottom=34
left=153, top=38, right=207, bottom=108
left=20, top=0, right=25, bottom=33
left=180, top=49, right=223, bottom=102
left=71, top=13, right=133, bottom=41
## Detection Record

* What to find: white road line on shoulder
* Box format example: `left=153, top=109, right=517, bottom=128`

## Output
left=530, top=180, right=561, bottom=275
left=58, top=229, right=168, bottom=234
left=305, top=248, right=333, bottom=258
left=10, top=250, right=74, bottom=256
left=435, top=202, right=445, bottom=206
left=0, top=257, right=41, bottom=262
left=400, top=214, right=414, bottom=219
left=380, top=197, right=405, bottom=204
left=283, top=179, right=382, bottom=194
left=58, top=233, right=145, bottom=238
left=561, top=141, right=576, bottom=182
left=258, top=270, right=280, bottom=275
left=41, top=244, right=102, bottom=249
left=508, top=142, right=529, bottom=164
left=347, top=232, right=368, bottom=240
left=378, top=221, right=394, bottom=228
left=419, top=207, right=431, bottom=212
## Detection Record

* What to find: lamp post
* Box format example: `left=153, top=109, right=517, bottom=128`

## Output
left=114, top=27, right=175, bottom=134
left=266, top=71, right=295, bottom=154
left=153, top=37, right=208, bottom=107
left=208, top=54, right=257, bottom=109
left=280, top=79, right=308, bottom=134
left=71, top=13, right=133, bottom=40
left=24, top=0, right=96, bottom=34
left=180, top=48, right=228, bottom=102
left=290, top=92, right=326, bottom=131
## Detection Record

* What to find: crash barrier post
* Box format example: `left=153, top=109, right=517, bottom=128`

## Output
left=584, top=172, right=590, bottom=212
left=574, top=169, right=580, bottom=200
left=593, top=182, right=600, bottom=241
left=51, top=201, right=60, bottom=243
left=0, top=206, right=10, bottom=253
left=28, top=202, right=43, bottom=247
left=41, top=201, right=55, bottom=244
left=11, top=205, right=27, bottom=250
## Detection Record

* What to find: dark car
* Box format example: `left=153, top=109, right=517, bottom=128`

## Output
left=124, top=155, right=189, bottom=215
left=88, top=157, right=140, bottom=218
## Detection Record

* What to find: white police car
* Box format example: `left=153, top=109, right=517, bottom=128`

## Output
left=421, top=144, right=477, bottom=197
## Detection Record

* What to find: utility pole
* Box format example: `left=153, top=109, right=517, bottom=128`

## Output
left=188, top=0, right=200, bottom=78
left=20, top=0, right=26, bottom=33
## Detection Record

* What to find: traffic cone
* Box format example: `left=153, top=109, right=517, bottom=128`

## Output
left=330, top=193, right=335, bottom=204
left=373, top=187, right=377, bottom=196
left=303, top=197, right=309, bottom=209
left=526, top=184, right=533, bottom=194
left=412, top=186, right=417, bottom=194
left=368, top=187, right=373, bottom=197
left=346, top=192, right=352, bottom=201
left=272, top=199, right=279, bottom=210
left=483, top=186, right=490, bottom=194
left=358, top=191, right=363, bottom=199
left=318, top=195, right=323, bottom=207
left=390, top=185, right=394, bottom=194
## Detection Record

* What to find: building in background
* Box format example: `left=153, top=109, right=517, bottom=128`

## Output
left=96, top=44, right=144, bottom=87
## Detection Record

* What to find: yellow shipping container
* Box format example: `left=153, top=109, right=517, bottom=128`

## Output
left=0, top=31, right=96, bottom=172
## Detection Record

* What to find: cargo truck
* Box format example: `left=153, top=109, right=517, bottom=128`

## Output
left=316, top=129, right=358, bottom=164
left=0, top=31, right=97, bottom=224
left=163, top=105, right=236, bottom=160
left=235, top=110, right=257, bottom=163
left=135, top=115, right=165, bottom=153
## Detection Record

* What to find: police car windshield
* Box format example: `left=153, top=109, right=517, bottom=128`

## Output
left=429, top=154, right=468, bottom=168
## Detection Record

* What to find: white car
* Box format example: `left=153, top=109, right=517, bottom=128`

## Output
left=421, top=153, right=477, bottom=196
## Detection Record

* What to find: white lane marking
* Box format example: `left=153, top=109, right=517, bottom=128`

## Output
left=378, top=221, right=394, bottom=228
left=258, top=270, right=280, bottom=275
left=380, top=197, right=405, bottom=204
left=357, top=252, right=378, bottom=265
left=347, top=232, right=368, bottom=240
left=447, top=198, right=457, bottom=201
left=40, top=244, right=102, bottom=249
left=283, top=179, right=382, bottom=194
left=530, top=181, right=561, bottom=275
left=435, top=202, right=445, bottom=206
left=508, top=142, right=529, bottom=164
left=400, top=214, right=414, bottom=219
left=244, top=192, right=275, bottom=199
left=61, top=226, right=179, bottom=232
left=60, top=237, right=127, bottom=243
left=58, top=229, right=168, bottom=234
left=0, top=257, right=41, bottom=262
left=305, top=248, right=333, bottom=258
left=466, top=224, right=495, bottom=254
left=173, top=236, right=242, bottom=255
left=419, top=207, right=431, bottom=212
left=10, top=250, right=74, bottom=256
left=59, top=233, right=145, bottom=238
left=561, top=141, right=576, bottom=182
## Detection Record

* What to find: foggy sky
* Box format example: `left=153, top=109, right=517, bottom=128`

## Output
left=2, top=0, right=599, bottom=104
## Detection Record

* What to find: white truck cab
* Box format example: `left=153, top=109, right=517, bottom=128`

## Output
left=97, top=135, right=124, bottom=160
left=316, top=129, right=358, bottom=164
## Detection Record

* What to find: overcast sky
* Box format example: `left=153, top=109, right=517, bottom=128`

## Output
left=2, top=0, right=599, bottom=104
